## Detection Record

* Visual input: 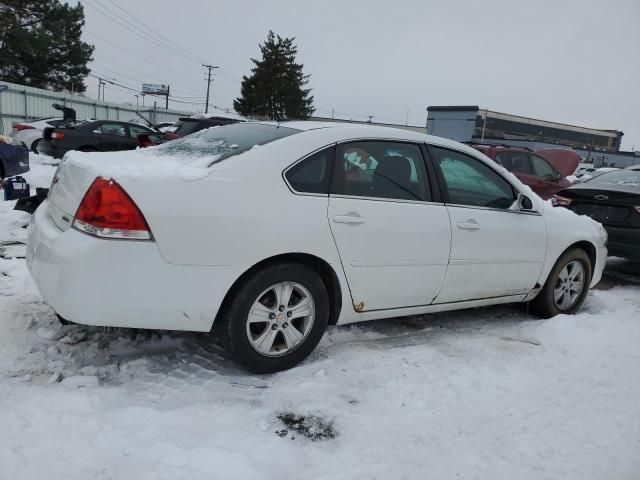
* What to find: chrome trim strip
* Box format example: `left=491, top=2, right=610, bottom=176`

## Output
left=449, top=258, right=542, bottom=265
left=445, top=203, right=542, bottom=216
left=351, top=259, right=449, bottom=267
left=330, top=194, right=444, bottom=206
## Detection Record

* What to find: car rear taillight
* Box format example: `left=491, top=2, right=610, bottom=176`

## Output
left=13, top=124, right=35, bottom=131
left=51, top=132, right=65, bottom=139
left=552, top=194, right=573, bottom=207
left=72, top=178, right=153, bottom=240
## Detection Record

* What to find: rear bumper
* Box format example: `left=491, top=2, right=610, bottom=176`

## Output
left=604, top=226, right=640, bottom=261
left=37, top=140, right=68, bottom=159
left=27, top=201, right=241, bottom=332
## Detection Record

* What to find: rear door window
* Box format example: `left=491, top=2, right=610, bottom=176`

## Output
left=97, top=123, right=127, bottom=136
left=332, top=141, right=431, bottom=201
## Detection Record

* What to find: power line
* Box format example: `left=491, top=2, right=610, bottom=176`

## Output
left=90, top=62, right=205, bottom=98
left=103, top=0, right=207, bottom=65
left=83, top=0, right=201, bottom=65
left=84, top=31, right=204, bottom=84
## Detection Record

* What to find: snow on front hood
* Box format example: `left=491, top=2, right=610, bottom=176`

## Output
left=536, top=149, right=581, bottom=178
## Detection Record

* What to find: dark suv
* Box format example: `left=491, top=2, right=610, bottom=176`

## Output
left=471, top=145, right=579, bottom=199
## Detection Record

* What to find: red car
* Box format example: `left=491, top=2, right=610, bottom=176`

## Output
left=471, top=145, right=580, bottom=199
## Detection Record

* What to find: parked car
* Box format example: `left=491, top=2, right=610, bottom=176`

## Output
left=471, top=145, right=579, bottom=199
left=574, top=167, right=619, bottom=182
left=137, top=114, right=243, bottom=148
left=627, top=164, right=640, bottom=171
left=166, top=114, right=244, bottom=137
left=554, top=169, right=640, bottom=261
left=39, top=118, right=155, bottom=158
left=0, top=134, right=29, bottom=179
left=10, top=117, right=64, bottom=153
left=27, top=122, right=607, bottom=372
left=156, top=122, right=176, bottom=131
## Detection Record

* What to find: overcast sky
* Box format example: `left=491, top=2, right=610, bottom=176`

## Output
left=78, top=0, right=640, bottom=149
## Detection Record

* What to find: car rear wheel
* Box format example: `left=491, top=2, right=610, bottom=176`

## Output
left=529, top=248, right=592, bottom=318
left=219, top=263, right=329, bottom=373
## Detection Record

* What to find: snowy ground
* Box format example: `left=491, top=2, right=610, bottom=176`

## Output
left=1, top=155, right=639, bottom=479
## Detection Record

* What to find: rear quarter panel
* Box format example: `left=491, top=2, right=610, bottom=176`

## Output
left=116, top=136, right=345, bottom=271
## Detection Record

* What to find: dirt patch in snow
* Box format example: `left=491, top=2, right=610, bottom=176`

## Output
left=275, top=412, right=337, bottom=441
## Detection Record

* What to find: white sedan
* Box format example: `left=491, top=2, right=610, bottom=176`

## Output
left=9, top=117, right=63, bottom=153
left=26, top=122, right=607, bottom=372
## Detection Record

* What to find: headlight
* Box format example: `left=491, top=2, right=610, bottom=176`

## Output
left=599, top=226, right=608, bottom=246
left=0, top=135, right=25, bottom=147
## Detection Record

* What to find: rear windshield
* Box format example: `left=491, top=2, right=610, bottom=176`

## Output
left=153, top=123, right=300, bottom=165
left=587, top=170, right=640, bottom=186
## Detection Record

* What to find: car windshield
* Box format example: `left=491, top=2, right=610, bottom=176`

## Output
left=152, top=123, right=300, bottom=165
left=587, top=170, right=640, bottom=186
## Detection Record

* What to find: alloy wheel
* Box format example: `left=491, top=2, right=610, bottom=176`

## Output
left=553, top=260, right=586, bottom=310
left=245, top=281, right=316, bottom=357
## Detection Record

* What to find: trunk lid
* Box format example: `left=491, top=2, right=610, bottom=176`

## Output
left=561, top=185, right=640, bottom=228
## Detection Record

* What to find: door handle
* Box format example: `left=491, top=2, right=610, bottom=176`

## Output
left=457, top=219, right=480, bottom=230
left=333, top=214, right=366, bottom=224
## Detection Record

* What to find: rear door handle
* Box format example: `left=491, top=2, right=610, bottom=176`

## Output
left=333, top=214, right=366, bottom=224
left=457, top=219, right=480, bottom=230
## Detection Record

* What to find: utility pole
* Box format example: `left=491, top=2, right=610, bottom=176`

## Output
left=134, top=94, right=139, bottom=107
left=166, top=85, right=169, bottom=110
left=202, top=64, right=218, bottom=114
left=97, top=78, right=105, bottom=102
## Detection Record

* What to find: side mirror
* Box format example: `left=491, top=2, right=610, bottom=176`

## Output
left=517, top=193, right=534, bottom=211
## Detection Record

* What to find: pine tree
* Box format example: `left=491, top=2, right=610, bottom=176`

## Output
left=0, top=0, right=94, bottom=92
left=234, top=31, right=314, bottom=120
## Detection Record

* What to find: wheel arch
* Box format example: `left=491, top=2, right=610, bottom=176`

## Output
left=540, top=240, right=597, bottom=287
left=567, top=240, right=597, bottom=271
left=212, top=252, right=343, bottom=331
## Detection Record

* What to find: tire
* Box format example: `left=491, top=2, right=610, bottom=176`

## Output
left=218, top=263, right=329, bottom=373
left=529, top=248, right=592, bottom=318
left=31, top=138, right=41, bottom=154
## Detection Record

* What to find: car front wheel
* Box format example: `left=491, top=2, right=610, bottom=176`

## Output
left=530, top=248, right=592, bottom=318
left=219, top=263, right=329, bottom=373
